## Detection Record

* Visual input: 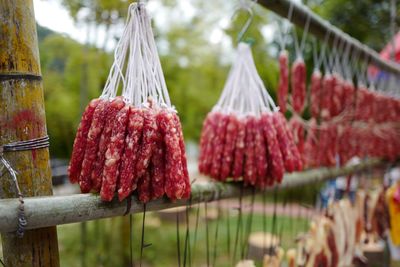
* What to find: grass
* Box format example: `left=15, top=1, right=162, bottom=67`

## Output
left=56, top=202, right=308, bottom=267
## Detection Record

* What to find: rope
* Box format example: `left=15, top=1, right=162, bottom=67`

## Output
left=0, top=135, right=49, bottom=238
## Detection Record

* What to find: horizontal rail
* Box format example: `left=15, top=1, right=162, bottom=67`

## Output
left=258, top=0, right=400, bottom=76
left=0, top=158, right=386, bottom=233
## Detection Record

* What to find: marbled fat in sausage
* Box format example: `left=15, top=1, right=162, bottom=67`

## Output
left=118, top=108, right=144, bottom=201
left=68, top=98, right=101, bottom=183
left=220, top=114, right=239, bottom=180
left=100, top=105, right=130, bottom=201
left=278, top=50, right=289, bottom=113
left=135, top=108, right=158, bottom=179
left=291, top=58, right=307, bottom=114
left=244, top=116, right=257, bottom=186
left=79, top=100, right=108, bottom=193
left=232, top=117, right=246, bottom=180
left=210, top=113, right=229, bottom=180
left=91, top=97, right=125, bottom=191
left=158, top=109, right=186, bottom=200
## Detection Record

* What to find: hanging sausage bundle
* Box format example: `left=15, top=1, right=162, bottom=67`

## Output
left=198, top=43, right=302, bottom=189
left=68, top=3, right=190, bottom=202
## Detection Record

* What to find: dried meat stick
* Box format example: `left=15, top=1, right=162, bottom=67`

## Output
left=220, top=114, right=239, bottom=181
left=137, top=169, right=151, bottom=203
left=278, top=50, right=289, bottom=113
left=100, top=105, right=130, bottom=202
left=210, top=113, right=229, bottom=180
left=320, top=74, right=333, bottom=120
left=79, top=100, right=108, bottom=193
left=91, top=97, right=125, bottom=191
left=118, top=108, right=144, bottom=201
left=135, top=108, right=158, bottom=179
left=158, top=109, right=186, bottom=200
left=68, top=98, right=101, bottom=183
left=243, top=116, right=257, bottom=186
left=173, top=113, right=191, bottom=199
left=254, top=116, right=268, bottom=189
left=260, top=113, right=284, bottom=184
left=288, top=117, right=305, bottom=162
left=201, top=112, right=221, bottom=175
left=330, top=74, right=342, bottom=117
left=149, top=135, right=165, bottom=200
left=280, top=114, right=303, bottom=171
left=271, top=112, right=296, bottom=173
left=291, top=58, right=307, bottom=114
left=232, top=117, right=246, bottom=180
left=310, top=70, right=322, bottom=119
left=198, top=113, right=214, bottom=174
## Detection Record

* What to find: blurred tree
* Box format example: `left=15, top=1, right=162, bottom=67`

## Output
left=60, top=0, right=130, bottom=48
left=312, top=0, right=399, bottom=51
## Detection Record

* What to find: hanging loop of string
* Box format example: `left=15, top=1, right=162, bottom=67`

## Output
left=292, top=12, right=311, bottom=59
left=0, top=135, right=50, bottom=238
left=232, top=0, right=257, bottom=43
left=276, top=0, right=294, bottom=51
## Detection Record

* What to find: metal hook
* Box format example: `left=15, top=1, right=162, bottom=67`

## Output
left=232, top=0, right=256, bottom=43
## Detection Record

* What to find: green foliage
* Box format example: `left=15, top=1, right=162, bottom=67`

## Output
left=312, top=0, right=399, bottom=51
left=39, top=27, right=111, bottom=157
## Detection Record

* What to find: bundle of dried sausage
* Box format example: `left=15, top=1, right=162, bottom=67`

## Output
left=198, top=43, right=301, bottom=189
left=68, top=3, right=190, bottom=203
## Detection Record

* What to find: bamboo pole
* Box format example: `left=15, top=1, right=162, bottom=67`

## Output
left=0, top=1, right=59, bottom=266
left=0, top=158, right=387, bottom=232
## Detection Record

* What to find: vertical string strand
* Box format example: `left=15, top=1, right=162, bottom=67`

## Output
left=183, top=202, right=191, bottom=267
left=139, top=204, right=147, bottom=267
left=232, top=187, right=244, bottom=265
left=130, top=215, right=135, bottom=267
left=212, top=202, right=221, bottom=267
left=262, top=189, right=268, bottom=256
left=204, top=202, right=210, bottom=267
left=243, top=188, right=256, bottom=259
left=190, top=203, right=201, bottom=267
left=176, top=212, right=182, bottom=267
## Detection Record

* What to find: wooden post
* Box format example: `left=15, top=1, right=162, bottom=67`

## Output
left=0, top=1, right=60, bottom=266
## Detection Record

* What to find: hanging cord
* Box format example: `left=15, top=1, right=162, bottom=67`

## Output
left=212, top=201, right=221, bottom=267
left=242, top=188, right=256, bottom=259
left=190, top=203, right=201, bottom=267
left=276, top=0, right=295, bottom=51
left=130, top=214, right=135, bottom=267
left=204, top=201, right=210, bottom=267
left=183, top=201, right=191, bottom=267
left=292, top=13, right=311, bottom=59
left=278, top=197, right=288, bottom=249
left=139, top=204, right=147, bottom=267
left=226, top=202, right=231, bottom=258
left=269, top=187, right=278, bottom=255
left=232, top=0, right=257, bottom=43
left=0, top=135, right=49, bottom=238
left=262, top=189, right=268, bottom=256
left=176, top=211, right=182, bottom=267
left=232, top=187, right=244, bottom=265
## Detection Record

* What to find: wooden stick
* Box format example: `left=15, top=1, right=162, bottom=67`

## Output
left=0, top=158, right=387, bottom=233
left=0, top=1, right=59, bottom=266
